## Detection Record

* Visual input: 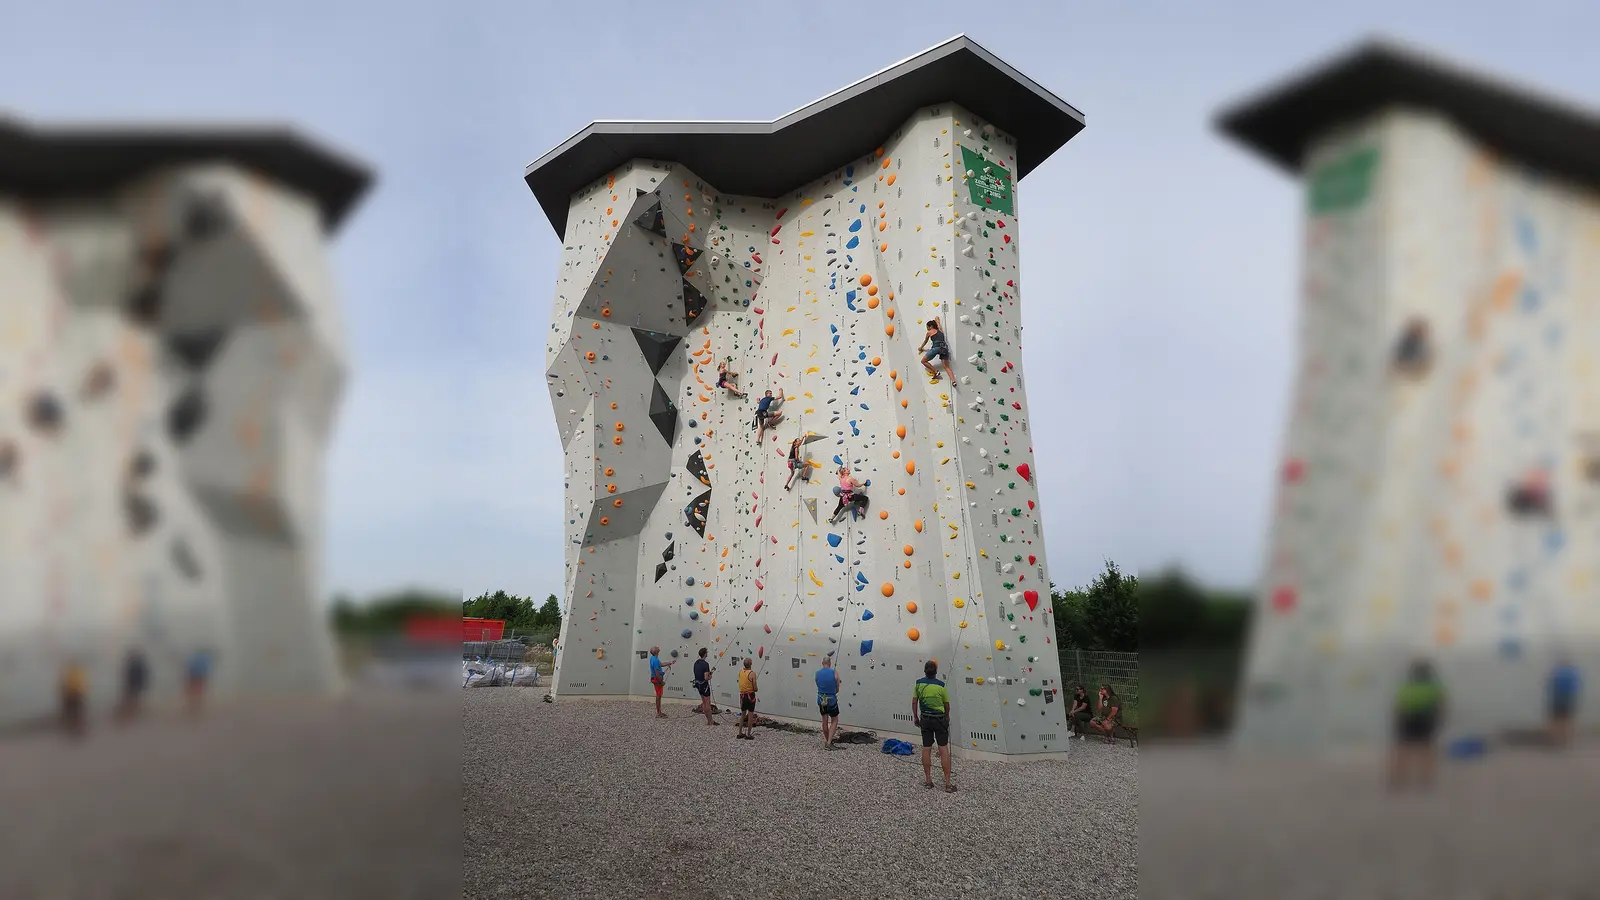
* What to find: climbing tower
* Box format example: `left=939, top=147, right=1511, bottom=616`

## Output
left=1221, top=39, right=1600, bottom=748
left=529, top=36, right=1085, bottom=758
left=0, top=118, right=369, bottom=725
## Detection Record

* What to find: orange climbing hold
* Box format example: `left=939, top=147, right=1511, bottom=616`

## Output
left=859, top=273, right=872, bottom=286
left=612, top=499, right=623, bottom=508
left=906, top=600, right=918, bottom=613
left=872, top=357, right=881, bottom=366
left=907, top=627, right=920, bottom=641
left=615, top=422, right=625, bottom=431
left=613, top=436, right=623, bottom=445
left=606, top=484, right=617, bottom=493
left=896, top=425, right=906, bottom=439
left=599, top=517, right=610, bottom=525
left=913, top=519, right=923, bottom=532
left=903, top=545, right=914, bottom=557
left=867, top=297, right=880, bottom=309
left=878, top=510, right=888, bottom=520
left=892, top=450, right=901, bottom=459
left=886, top=173, right=896, bottom=186
left=601, top=308, right=612, bottom=317
left=604, top=467, right=614, bottom=476
left=894, top=379, right=904, bottom=392
left=886, top=308, right=895, bottom=319
left=610, top=402, right=618, bottom=410
left=881, top=157, right=892, bottom=169
left=905, top=460, right=916, bottom=475
left=886, top=324, right=896, bottom=337
left=585, top=351, right=596, bottom=361
left=881, top=583, right=894, bottom=597
left=866, top=284, right=878, bottom=296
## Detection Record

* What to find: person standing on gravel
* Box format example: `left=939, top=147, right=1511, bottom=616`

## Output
left=815, top=656, right=841, bottom=750
left=648, top=647, right=675, bottom=718
left=913, top=660, right=955, bottom=792
left=736, top=657, right=759, bottom=740
left=692, top=648, right=716, bottom=726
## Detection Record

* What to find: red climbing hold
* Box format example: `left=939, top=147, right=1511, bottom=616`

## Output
left=755, top=515, right=762, bottom=528
left=752, top=307, right=764, bottom=315
left=1283, top=458, right=1306, bottom=484
left=775, top=207, right=788, bottom=220
left=1006, top=280, right=1014, bottom=287
left=1012, top=402, right=1021, bottom=409
left=755, top=579, right=765, bottom=591
left=1003, top=234, right=1011, bottom=244
left=996, top=220, right=1006, bottom=228
left=1271, top=586, right=1297, bottom=613
left=1016, top=463, right=1031, bottom=482
left=1028, top=555, right=1036, bottom=565
left=770, top=353, right=779, bottom=366
left=752, top=599, right=764, bottom=612
left=753, top=252, right=763, bottom=264
left=769, top=225, right=782, bottom=238
left=1024, top=590, right=1039, bottom=611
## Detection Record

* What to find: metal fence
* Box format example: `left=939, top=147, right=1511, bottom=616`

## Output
left=1059, top=648, right=1139, bottom=706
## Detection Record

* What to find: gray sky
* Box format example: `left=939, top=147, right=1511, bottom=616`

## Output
left=4, top=0, right=1595, bottom=602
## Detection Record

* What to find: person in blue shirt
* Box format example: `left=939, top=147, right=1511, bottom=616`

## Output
left=918, top=318, right=955, bottom=383
left=647, top=646, right=674, bottom=719
left=1549, top=658, right=1581, bottom=747
left=754, top=387, right=784, bottom=440
left=815, top=656, right=842, bottom=750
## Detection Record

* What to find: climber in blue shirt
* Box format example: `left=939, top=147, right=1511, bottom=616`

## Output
left=755, top=387, right=784, bottom=440
left=815, top=656, right=841, bottom=750
left=918, top=318, right=955, bottom=383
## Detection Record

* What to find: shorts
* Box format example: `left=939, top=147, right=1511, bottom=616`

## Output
left=652, top=681, right=664, bottom=698
left=1395, top=712, right=1437, bottom=745
left=788, top=459, right=801, bottom=470
left=694, top=681, right=711, bottom=698
left=923, top=347, right=949, bottom=362
left=1551, top=695, right=1576, bottom=721
left=740, top=692, right=756, bottom=713
left=920, top=715, right=949, bottom=747
left=818, top=695, right=840, bottom=717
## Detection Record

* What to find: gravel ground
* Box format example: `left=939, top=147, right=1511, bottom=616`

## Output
left=463, top=691, right=1137, bottom=900
left=1141, top=739, right=1600, bottom=899
left=0, top=689, right=460, bottom=899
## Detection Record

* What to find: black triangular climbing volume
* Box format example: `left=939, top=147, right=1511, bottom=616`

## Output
left=686, top=450, right=711, bottom=487
left=649, top=381, right=678, bottom=446
left=631, top=328, right=682, bottom=376
left=654, top=562, right=669, bottom=583
left=167, top=330, right=228, bottom=372
left=686, top=489, right=711, bottom=538
left=682, top=280, right=707, bottom=326
left=672, top=243, right=699, bottom=276
left=634, top=201, right=667, bottom=238
left=662, top=541, right=675, bottom=562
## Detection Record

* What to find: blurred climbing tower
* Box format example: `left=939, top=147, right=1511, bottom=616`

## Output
left=0, top=118, right=369, bottom=725
left=1222, top=39, right=1600, bottom=748
left=529, top=36, right=1085, bottom=758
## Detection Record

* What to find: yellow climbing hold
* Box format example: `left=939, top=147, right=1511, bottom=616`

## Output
left=953, top=597, right=965, bottom=608
left=994, top=640, right=1005, bottom=650
left=809, top=570, right=824, bottom=587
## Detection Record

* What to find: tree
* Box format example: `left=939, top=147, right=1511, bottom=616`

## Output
left=1051, top=559, right=1140, bottom=652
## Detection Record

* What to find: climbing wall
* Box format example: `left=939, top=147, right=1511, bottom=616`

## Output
left=0, top=164, right=348, bottom=725
left=1239, top=109, right=1600, bottom=748
left=544, top=104, right=1070, bottom=757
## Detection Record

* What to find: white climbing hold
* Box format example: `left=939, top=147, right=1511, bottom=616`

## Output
left=978, top=448, right=989, bottom=458
left=959, top=315, right=970, bottom=324
left=1009, top=592, right=1023, bottom=604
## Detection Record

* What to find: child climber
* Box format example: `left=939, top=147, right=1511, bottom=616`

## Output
left=918, top=318, right=955, bottom=384
left=716, top=360, right=747, bottom=397
left=784, top=436, right=806, bottom=490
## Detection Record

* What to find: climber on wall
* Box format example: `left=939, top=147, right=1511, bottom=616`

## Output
left=648, top=646, right=675, bottom=718
left=736, top=657, right=759, bottom=740
left=913, top=659, right=955, bottom=792
left=754, top=388, right=785, bottom=440
left=716, top=360, right=747, bottom=397
left=692, top=647, right=717, bottom=726
left=829, top=466, right=869, bottom=525
left=784, top=436, right=806, bottom=491
left=918, top=318, right=955, bottom=384
left=816, top=656, right=842, bottom=750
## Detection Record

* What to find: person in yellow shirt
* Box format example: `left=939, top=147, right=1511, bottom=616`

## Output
left=736, top=657, right=759, bottom=740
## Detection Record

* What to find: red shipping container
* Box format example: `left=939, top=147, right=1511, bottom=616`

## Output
left=461, top=617, right=506, bottom=642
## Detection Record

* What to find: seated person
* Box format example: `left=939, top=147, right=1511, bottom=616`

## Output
left=784, top=437, right=807, bottom=490
left=754, top=388, right=785, bottom=439
left=716, top=361, right=747, bottom=397
left=1088, top=685, right=1123, bottom=744
left=829, top=467, right=870, bottom=524
left=1068, top=685, right=1093, bottom=737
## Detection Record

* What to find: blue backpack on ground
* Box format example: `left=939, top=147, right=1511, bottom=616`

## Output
left=881, top=738, right=915, bottom=756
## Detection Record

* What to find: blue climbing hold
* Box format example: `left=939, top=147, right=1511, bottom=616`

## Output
left=832, top=486, right=843, bottom=496
left=686, top=577, right=696, bottom=586
left=849, top=219, right=862, bottom=233
left=846, top=236, right=859, bottom=250
left=855, top=572, right=868, bottom=583
left=827, top=533, right=843, bottom=547
left=860, top=639, right=874, bottom=656
left=689, top=611, right=699, bottom=620
left=682, top=628, right=693, bottom=639
left=861, top=610, right=874, bottom=621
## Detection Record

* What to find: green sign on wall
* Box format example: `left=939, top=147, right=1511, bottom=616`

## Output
left=1308, top=147, right=1381, bottom=215
left=961, top=146, right=1015, bottom=216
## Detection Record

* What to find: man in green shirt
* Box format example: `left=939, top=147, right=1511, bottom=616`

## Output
left=1390, top=658, right=1446, bottom=792
left=913, top=660, right=955, bottom=792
